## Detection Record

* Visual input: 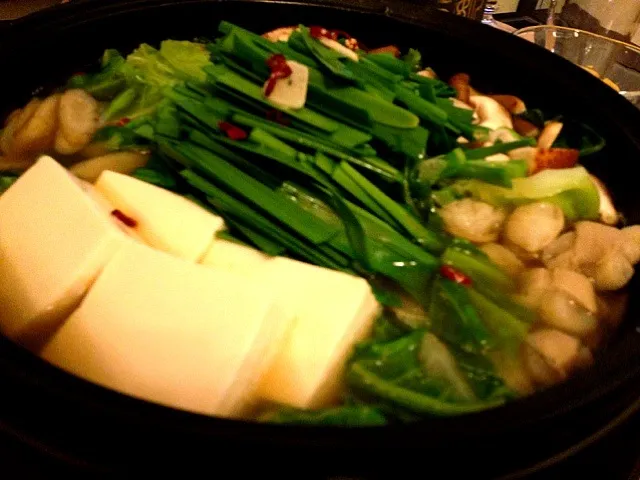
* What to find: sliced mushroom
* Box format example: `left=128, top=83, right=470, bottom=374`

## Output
left=504, top=202, right=565, bottom=253
left=469, top=95, right=513, bottom=131
left=488, top=95, right=526, bottom=115
left=417, top=68, right=437, bottom=79
left=532, top=148, right=580, bottom=174
left=550, top=268, right=597, bottom=312
left=512, top=116, right=540, bottom=138
left=440, top=198, right=506, bottom=243
left=508, top=146, right=538, bottom=173
left=537, top=121, right=563, bottom=149
left=524, top=328, right=593, bottom=387
left=449, top=73, right=471, bottom=104
left=480, top=243, right=525, bottom=277
left=589, top=174, right=620, bottom=225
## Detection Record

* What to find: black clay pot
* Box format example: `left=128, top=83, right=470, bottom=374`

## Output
left=0, top=1, right=638, bottom=478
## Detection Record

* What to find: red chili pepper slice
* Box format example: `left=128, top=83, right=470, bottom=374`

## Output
left=439, top=265, right=472, bottom=286
left=116, top=117, right=131, bottom=127
left=218, top=121, right=248, bottom=141
left=111, top=209, right=137, bottom=228
left=309, top=26, right=358, bottom=50
left=264, top=54, right=293, bottom=97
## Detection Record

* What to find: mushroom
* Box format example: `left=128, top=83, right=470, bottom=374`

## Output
left=488, top=95, right=527, bottom=115
left=480, top=243, right=525, bottom=277
left=537, top=121, right=563, bottom=149
left=417, top=68, right=437, bottom=79
left=524, top=328, right=593, bottom=387
left=504, top=202, right=565, bottom=253
left=507, top=146, right=538, bottom=173
left=538, top=288, right=598, bottom=338
left=512, top=116, right=540, bottom=138
left=589, top=174, right=620, bottom=225
left=440, top=198, right=506, bottom=243
left=469, top=95, right=513, bottom=130
left=532, top=148, right=580, bottom=174
left=449, top=73, right=471, bottom=104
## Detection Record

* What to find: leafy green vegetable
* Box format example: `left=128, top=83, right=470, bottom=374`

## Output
left=0, top=174, right=18, bottom=194
left=346, top=330, right=510, bottom=417
left=401, top=48, right=422, bottom=72
left=260, top=405, right=387, bottom=426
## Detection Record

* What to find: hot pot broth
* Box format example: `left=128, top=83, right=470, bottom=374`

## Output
left=0, top=20, right=636, bottom=425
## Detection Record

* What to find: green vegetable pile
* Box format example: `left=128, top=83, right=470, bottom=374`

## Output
left=67, top=22, right=606, bottom=425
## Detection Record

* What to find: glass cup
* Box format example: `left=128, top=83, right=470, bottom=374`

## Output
left=514, top=25, right=640, bottom=107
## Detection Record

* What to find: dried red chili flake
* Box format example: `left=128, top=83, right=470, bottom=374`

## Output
left=309, top=26, right=359, bottom=50
left=266, top=109, right=291, bottom=126
left=439, top=265, right=472, bottom=286
left=116, top=117, right=131, bottom=127
left=264, top=54, right=293, bottom=97
left=218, top=121, right=248, bottom=141
left=111, top=209, right=137, bottom=228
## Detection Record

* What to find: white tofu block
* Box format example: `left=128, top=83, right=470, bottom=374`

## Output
left=201, top=239, right=380, bottom=408
left=256, top=257, right=380, bottom=409
left=41, top=242, right=292, bottom=418
left=0, top=156, right=128, bottom=346
left=95, top=170, right=225, bottom=262
left=200, top=239, right=271, bottom=276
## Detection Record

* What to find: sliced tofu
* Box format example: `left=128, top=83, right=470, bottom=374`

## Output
left=200, top=239, right=272, bottom=276
left=95, top=170, right=225, bottom=262
left=0, top=156, right=128, bottom=347
left=257, top=257, right=379, bottom=409
left=41, top=242, right=293, bottom=418
left=200, top=238, right=380, bottom=408
left=259, top=257, right=380, bottom=408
